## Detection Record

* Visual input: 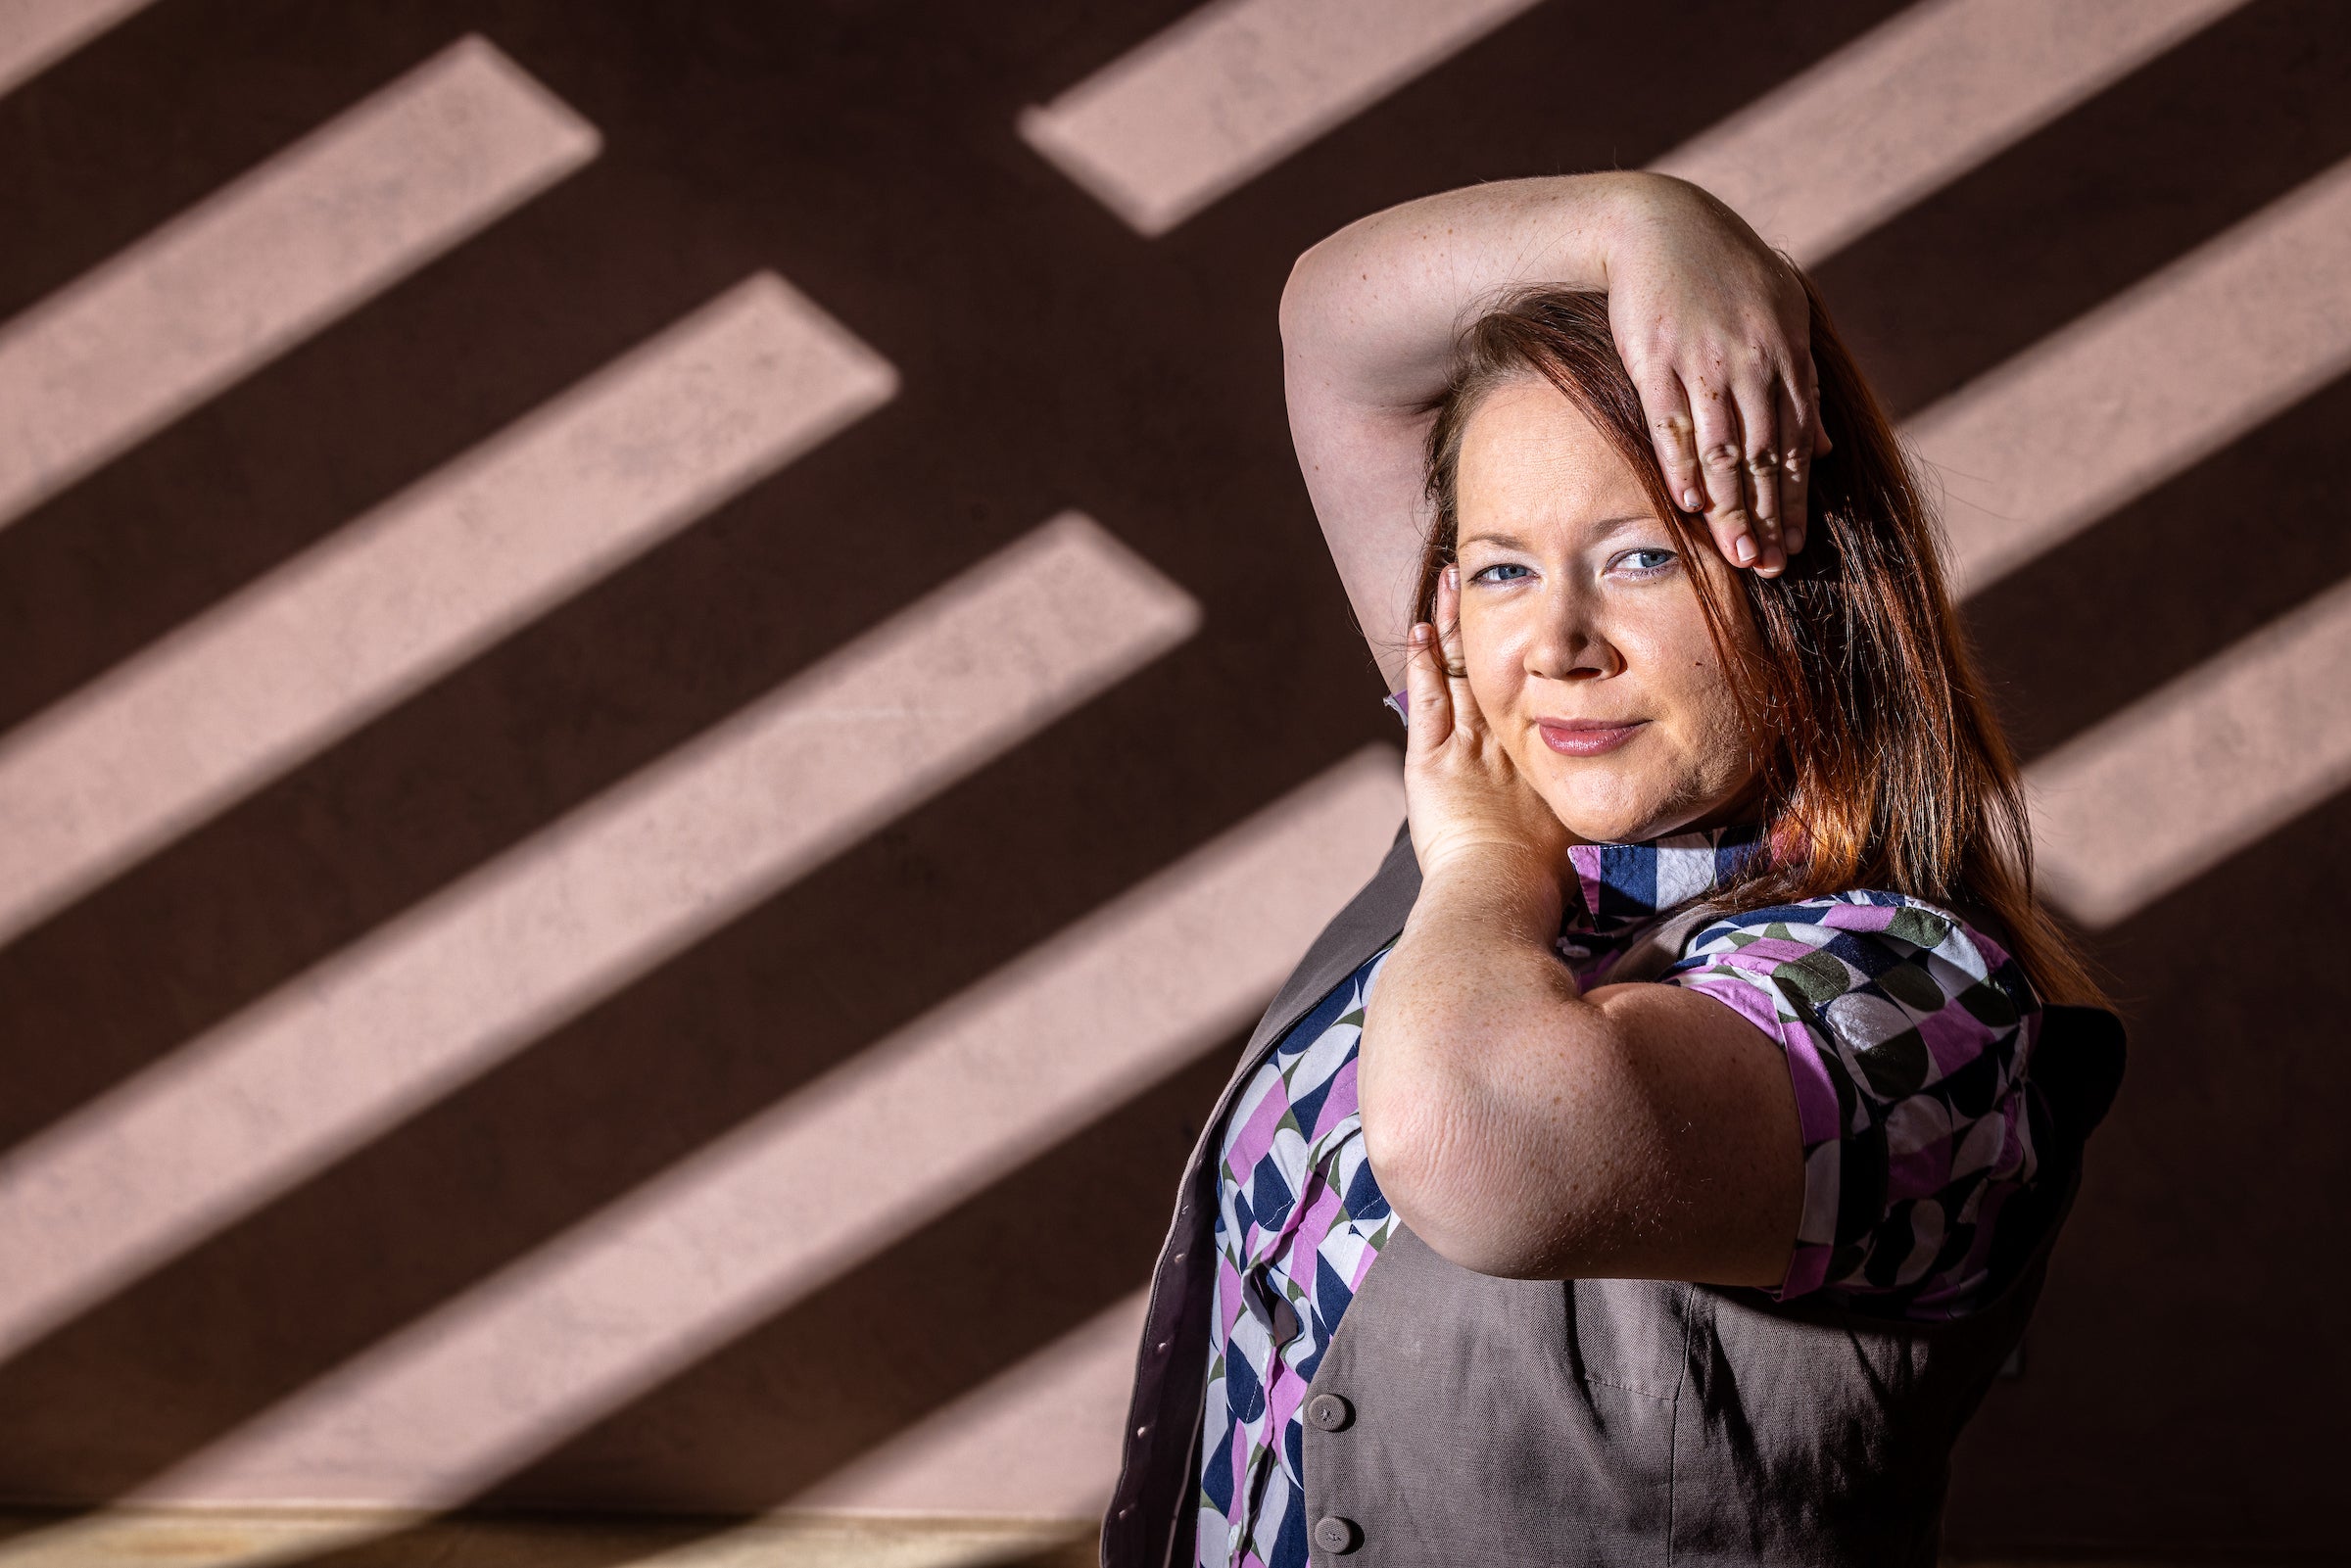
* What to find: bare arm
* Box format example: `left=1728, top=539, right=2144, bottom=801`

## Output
left=1280, top=171, right=1826, bottom=690
left=1358, top=576, right=1802, bottom=1284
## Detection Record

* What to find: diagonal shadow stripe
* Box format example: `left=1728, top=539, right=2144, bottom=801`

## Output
left=0, top=132, right=1336, bottom=1175
left=111, top=1048, right=1239, bottom=1567
left=0, top=515, right=1199, bottom=1369
left=1943, top=804, right=2351, bottom=1559
left=111, top=749, right=1398, bottom=1506
left=2030, top=568, right=2351, bottom=927
left=0, top=0, right=456, bottom=322
left=1131, top=0, right=1906, bottom=258
left=1912, top=154, right=2351, bottom=598
left=1965, top=373, right=2351, bottom=765
left=0, top=618, right=1381, bottom=1501
left=0, top=271, right=897, bottom=946
left=0, top=35, right=598, bottom=532
left=0, top=92, right=778, bottom=739
left=490, top=1054, right=1235, bottom=1518
left=0, top=0, right=163, bottom=100
left=1811, top=0, right=2351, bottom=419
left=798, top=1289, right=1153, bottom=1517
left=1649, top=0, right=2249, bottom=268
left=1018, top=0, right=1550, bottom=238
left=0, top=683, right=1228, bottom=1499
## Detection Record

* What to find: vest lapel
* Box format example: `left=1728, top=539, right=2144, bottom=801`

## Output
left=1223, top=820, right=1420, bottom=1094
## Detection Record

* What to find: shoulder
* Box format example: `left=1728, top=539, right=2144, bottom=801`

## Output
left=1663, top=891, right=2047, bottom=1314
left=1664, top=890, right=2039, bottom=1065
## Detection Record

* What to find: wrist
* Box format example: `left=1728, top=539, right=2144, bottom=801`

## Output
left=1415, top=839, right=1566, bottom=943
left=1588, top=171, right=1686, bottom=292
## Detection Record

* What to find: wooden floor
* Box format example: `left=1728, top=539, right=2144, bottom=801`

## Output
left=0, top=1510, right=2219, bottom=1568
left=0, top=1511, right=1100, bottom=1568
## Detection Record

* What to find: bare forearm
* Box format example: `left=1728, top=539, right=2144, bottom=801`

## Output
left=1278, top=171, right=1655, bottom=410
left=1360, top=850, right=1595, bottom=1246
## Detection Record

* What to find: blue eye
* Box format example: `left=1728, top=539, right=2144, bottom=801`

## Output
left=1613, top=547, right=1677, bottom=576
left=1468, top=562, right=1532, bottom=584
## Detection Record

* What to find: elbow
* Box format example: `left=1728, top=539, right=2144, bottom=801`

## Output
left=1360, top=1087, right=1583, bottom=1280
left=1276, top=237, right=1339, bottom=354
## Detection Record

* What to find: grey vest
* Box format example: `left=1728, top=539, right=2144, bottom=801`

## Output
left=1101, top=823, right=2124, bottom=1568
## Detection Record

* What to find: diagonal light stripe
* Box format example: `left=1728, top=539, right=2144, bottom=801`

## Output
left=1019, top=0, right=1544, bottom=238
left=0, top=34, right=598, bottom=528
left=0, top=272, right=894, bottom=948
left=1651, top=0, right=2248, bottom=265
left=1912, top=156, right=2351, bottom=599
left=0, top=0, right=161, bottom=97
left=2030, top=577, right=2351, bottom=930
left=132, top=748, right=1404, bottom=1507
left=0, top=513, right=1203, bottom=1368
left=798, top=1289, right=1149, bottom=1519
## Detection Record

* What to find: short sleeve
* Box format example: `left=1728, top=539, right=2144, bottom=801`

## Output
left=1658, top=891, right=2044, bottom=1319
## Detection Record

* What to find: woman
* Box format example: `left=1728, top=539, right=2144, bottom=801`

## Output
left=1103, top=172, right=2123, bottom=1567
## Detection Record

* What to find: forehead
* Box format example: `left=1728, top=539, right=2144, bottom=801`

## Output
left=1455, top=376, right=1656, bottom=545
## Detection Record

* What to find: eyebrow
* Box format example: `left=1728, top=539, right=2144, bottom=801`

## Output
left=1459, top=513, right=1658, bottom=551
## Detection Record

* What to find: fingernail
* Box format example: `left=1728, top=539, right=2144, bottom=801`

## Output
left=1734, top=536, right=1758, bottom=566
left=1443, top=564, right=1459, bottom=590
left=1682, top=487, right=1703, bottom=511
left=1411, top=623, right=1430, bottom=646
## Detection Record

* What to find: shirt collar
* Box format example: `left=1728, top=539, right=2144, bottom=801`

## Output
left=1565, top=825, right=1764, bottom=935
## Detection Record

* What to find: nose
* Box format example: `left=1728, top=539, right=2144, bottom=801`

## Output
left=1524, top=579, right=1621, bottom=682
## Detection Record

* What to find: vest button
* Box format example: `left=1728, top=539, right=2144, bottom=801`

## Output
left=1312, top=1515, right=1362, bottom=1553
left=1306, top=1393, right=1354, bottom=1431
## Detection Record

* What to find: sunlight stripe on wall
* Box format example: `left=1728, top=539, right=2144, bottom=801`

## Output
left=2030, top=577, right=2351, bottom=929
left=798, top=1290, right=1148, bottom=1517
left=1019, top=0, right=1544, bottom=237
left=1911, top=156, right=2351, bottom=600
left=0, top=0, right=160, bottom=97
left=132, top=749, right=1404, bottom=1507
left=0, top=35, right=598, bottom=529
left=1651, top=0, right=2247, bottom=265
left=0, top=514, right=1203, bottom=1367
left=0, top=272, right=894, bottom=948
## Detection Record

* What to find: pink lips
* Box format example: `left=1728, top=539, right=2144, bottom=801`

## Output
left=1537, top=719, right=1646, bottom=757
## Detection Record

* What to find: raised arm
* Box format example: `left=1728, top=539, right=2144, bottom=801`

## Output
left=1279, top=170, right=1825, bottom=689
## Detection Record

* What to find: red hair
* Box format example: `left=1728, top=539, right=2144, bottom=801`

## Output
left=1416, top=285, right=2104, bottom=1007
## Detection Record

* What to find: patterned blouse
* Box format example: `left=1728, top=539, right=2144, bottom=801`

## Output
left=1190, top=825, right=2048, bottom=1568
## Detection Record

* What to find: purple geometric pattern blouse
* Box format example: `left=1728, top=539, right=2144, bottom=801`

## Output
left=1192, top=825, right=2048, bottom=1568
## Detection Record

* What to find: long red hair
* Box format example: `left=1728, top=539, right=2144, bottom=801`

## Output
left=1415, top=285, right=2103, bottom=1007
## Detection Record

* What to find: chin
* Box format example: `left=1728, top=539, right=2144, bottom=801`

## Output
left=1523, top=759, right=1669, bottom=845
left=1541, top=791, right=1674, bottom=846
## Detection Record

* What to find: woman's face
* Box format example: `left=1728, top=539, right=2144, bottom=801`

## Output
left=1452, top=376, right=1763, bottom=844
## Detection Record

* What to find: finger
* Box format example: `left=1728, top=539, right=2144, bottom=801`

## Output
left=1805, top=348, right=1834, bottom=458
left=1634, top=369, right=1705, bottom=514
left=1775, top=372, right=1812, bottom=556
left=1402, top=621, right=1453, bottom=754
left=1739, top=377, right=1785, bottom=574
left=1743, top=383, right=1788, bottom=572
left=1688, top=368, right=1759, bottom=569
left=1435, top=564, right=1482, bottom=736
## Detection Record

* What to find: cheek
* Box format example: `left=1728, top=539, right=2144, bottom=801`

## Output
left=1623, top=606, right=1750, bottom=753
left=1458, top=602, right=1524, bottom=716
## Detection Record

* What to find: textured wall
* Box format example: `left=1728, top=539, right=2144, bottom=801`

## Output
left=1, top=0, right=2346, bottom=1559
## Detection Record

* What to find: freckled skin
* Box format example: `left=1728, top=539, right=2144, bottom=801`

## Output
left=1452, top=376, right=1763, bottom=843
